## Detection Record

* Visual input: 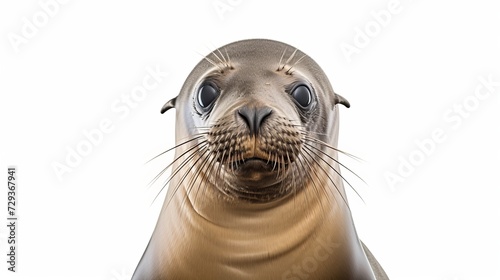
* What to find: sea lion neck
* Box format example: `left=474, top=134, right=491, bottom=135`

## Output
left=181, top=173, right=342, bottom=235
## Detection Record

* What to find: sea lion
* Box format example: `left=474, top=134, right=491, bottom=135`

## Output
left=132, top=39, right=389, bottom=279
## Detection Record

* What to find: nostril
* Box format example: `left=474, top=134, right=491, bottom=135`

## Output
left=237, top=107, right=252, bottom=131
left=256, top=107, right=273, bottom=127
left=237, top=106, right=273, bottom=135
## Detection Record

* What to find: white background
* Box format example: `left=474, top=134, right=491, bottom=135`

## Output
left=1, top=0, right=499, bottom=279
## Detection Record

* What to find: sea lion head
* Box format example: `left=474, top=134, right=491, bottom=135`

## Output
left=161, top=39, right=349, bottom=203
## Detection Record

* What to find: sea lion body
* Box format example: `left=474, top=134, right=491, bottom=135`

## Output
left=133, top=39, right=388, bottom=279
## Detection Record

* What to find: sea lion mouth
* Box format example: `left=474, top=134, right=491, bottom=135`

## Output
left=223, top=155, right=291, bottom=187
left=228, top=157, right=289, bottom=172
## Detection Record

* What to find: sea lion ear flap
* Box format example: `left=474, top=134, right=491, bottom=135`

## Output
left=333, top=93, right=350, bottom=108
left=160, top=97, right=177, bottom=114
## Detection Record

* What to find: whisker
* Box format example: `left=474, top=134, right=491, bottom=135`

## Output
left=224, top=48, right=233, bottom=69
left=181, top=148, right=213, bottom=210
left=294, top=152, right=327, bottom=215
left=145, top=134, right=206, bottom=164
left=211, top=48, right=226, bottom=67
left=197, top=52, right=225, bottom=73
left=147, top=139, right=207, bottom=188
left=301, top=133, right=363, bottom=161
left=286, top=54, right=307, bottom=75
left=194, top=152, right=219, bottom=206
left=277, top=47, right=288, bottom=71
left=214, top=140, right=228, bottom=186
left=293, top=125, right=365, bottom=183
left=301, top=146, right=351, bottom=211
left=215, top=147, right=228, bottom=197
left=303, top=145, right=365, bottom=204
left=302, top=140, right=366, bottom=185
left=151, top=142, right=208, bottom=206
left=284, top=49, right=298, bottom=66
left=289, top=151, right=297, bottom=202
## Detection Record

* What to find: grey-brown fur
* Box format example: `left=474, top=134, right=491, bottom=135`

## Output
left=133, top=39, right=389, bottom=279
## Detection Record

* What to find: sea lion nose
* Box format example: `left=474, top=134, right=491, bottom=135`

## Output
left=237, top=106, right=273, bottom=135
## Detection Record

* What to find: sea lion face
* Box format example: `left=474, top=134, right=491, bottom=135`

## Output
left=162, top=39, right=349, bottom=202
left=200, top=65, right=309, bottom=199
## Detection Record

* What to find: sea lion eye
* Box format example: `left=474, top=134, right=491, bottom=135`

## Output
left=291, top=85, right=312, bottom=108
left=197, top=84, right=220, bottom=108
